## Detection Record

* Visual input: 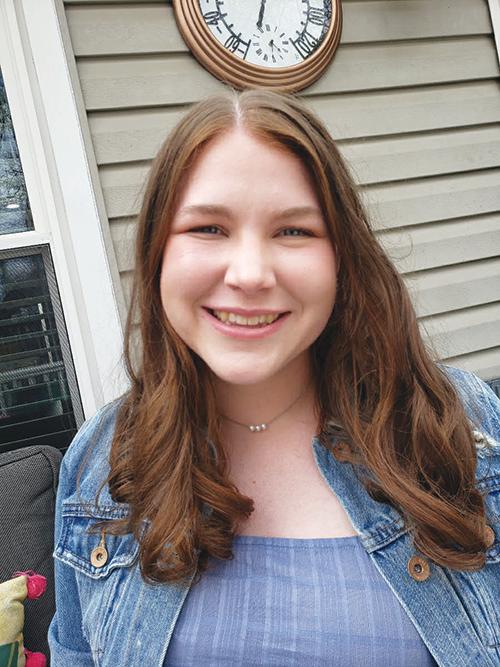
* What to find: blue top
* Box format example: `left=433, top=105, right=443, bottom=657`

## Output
left=165, top=534, right=437, bottom=666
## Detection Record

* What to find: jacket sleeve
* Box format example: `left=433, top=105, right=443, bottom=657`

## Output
left=471, top=374, right=500, bottom=443
left=47, top=408, right=109, bottom=666
left=47, top=561, right=94, bottom=666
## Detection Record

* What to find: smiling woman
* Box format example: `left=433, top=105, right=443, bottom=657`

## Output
left=160, top=127, right=337, bottom=387
left=48, top=89, right=500, bottom=667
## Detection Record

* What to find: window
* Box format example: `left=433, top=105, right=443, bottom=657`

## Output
left=0, top=69, right=33, bottom=235
left=0, top=67, right=82, bottom=453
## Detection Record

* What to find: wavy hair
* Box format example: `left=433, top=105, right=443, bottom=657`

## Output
left=94, top=88, right=490, bottom=583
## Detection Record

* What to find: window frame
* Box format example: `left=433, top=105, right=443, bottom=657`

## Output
left=0, top=0, right=127, bottom=421
left=488, top=0, right=500, bottom=65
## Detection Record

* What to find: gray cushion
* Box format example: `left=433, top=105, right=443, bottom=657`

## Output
left=0, top=445, right=62, bottom=661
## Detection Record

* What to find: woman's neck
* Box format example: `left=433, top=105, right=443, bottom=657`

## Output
left=213, top=364, right=320, bottom=453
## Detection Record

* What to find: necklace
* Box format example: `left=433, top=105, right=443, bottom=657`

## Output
left=220, top=380, right=313, bottom=433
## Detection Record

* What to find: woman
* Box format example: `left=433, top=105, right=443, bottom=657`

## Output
left=48, top=89, right=500, bottom=666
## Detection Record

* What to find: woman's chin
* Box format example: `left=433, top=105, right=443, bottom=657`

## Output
left=207, top=363, right=277, bottom=387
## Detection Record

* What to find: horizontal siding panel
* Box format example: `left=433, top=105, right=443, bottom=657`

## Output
left=77, top=37, right=499, bottom=110
left=90, top=107, right=184, bottom=165
left=342, top=0, right=492, bottom=43
left=310, top=37, right=499, bottom=95
left=311, top=81, right=500, bottom=141
left=89, top=84, right=500, bottom=165
left=380, top=214, right=500, bottom=272
left=66, top=0, right=491, bottom=57
left=343, top=125, right=500, bottom=185
left=444, top=347, right=500, bottom=382
left=366, top=169, right=500, bottom=229
left=67, top=4, right=184, bottom=56
left=78, top=54, right=224, bottom=111
left=420, top=302, right=500, bottom=359
left=407, top=257, right=500, bottom=317
left=101, top=163, right=149, bottom=219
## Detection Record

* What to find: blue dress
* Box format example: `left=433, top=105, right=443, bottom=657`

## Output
left=164, top=535, right=438, bottom=666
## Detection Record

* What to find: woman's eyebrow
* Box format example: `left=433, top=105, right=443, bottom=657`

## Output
left=272, top=206, right=323, bottom=221
left=177, top=204, right=231, bottom=219
left=177, top=204, right=322, bottom=220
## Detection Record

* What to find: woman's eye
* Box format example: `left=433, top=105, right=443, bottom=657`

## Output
left=190, top=225, right=222, bottom=234
left=280, top=227, right=312, bottom=237
left=189, top=225, right=313, bottom=237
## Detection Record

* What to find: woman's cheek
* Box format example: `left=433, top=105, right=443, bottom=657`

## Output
left=295, top=245, right=337, bottom=299
left=160, top=246, right=216, bottom=313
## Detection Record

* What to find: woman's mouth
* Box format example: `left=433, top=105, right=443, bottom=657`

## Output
left=201, top=307, right=291, bottom=339
left=206, top=308, right=287, bottom=327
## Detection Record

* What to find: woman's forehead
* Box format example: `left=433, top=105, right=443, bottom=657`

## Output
left=175, top=133, right=319, bottom=211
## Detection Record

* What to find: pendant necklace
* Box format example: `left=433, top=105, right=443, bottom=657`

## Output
left=220, top=380, right=313, bottom=433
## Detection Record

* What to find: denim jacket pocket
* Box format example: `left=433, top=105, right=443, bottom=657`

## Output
left=54, top=502, right=140, bottom=579
left=478, top=475, right=500, bottom=565
left=442, top=478, right=500, bottom=657
left=54, top=503, right=142, bottom=665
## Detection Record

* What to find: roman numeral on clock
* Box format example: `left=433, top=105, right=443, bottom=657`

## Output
left=203, top=10, right=224, bottom=26
left=223, top=33, right=249, bottom=58
left=293, top=29, right=319, bottom=58
left=308, top=7, right=327, bottom=26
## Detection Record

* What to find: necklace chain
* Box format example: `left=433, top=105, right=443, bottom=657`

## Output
left=220, top=379, right=313, bottom=433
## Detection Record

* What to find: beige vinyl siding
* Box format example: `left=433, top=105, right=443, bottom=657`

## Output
left=64, top=0, right=500, bottom=380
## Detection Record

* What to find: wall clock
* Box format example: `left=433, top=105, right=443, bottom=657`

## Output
left=172, top=0, right=342, bottom=92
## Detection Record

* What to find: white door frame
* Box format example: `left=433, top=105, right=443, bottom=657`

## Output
left=0, top=0, right=128, bottom=419
left=488, top=0, right=500, bottom=65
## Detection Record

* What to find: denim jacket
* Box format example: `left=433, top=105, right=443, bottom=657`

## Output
left=48, top=366, right=500, bottom=666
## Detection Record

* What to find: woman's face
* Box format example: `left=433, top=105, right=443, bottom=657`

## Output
left=160, top=128, right=337, bottom=386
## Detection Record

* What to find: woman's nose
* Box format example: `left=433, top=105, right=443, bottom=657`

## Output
left=223, top=239, right=276, bottom=292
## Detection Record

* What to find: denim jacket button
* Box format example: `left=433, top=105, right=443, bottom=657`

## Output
left=90, top=529, right=109, bottom=568
left=408, top=556, right=430, bottom=581
left=484, top=525, right=495, bottom=548
left=91, top=545, right=109, bottom=568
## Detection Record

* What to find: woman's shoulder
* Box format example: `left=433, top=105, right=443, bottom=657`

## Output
left=58, top=396, right=125, bottom=510
left=439, top=364, right=500, bottom=492
left=440, top=364, right=500, bottom=445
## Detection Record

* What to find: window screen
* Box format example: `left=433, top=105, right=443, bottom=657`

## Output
left=0, top=246, right=83, bottom=453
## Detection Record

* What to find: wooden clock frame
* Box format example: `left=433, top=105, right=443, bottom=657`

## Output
left=172, top=0, right=343, bottom=92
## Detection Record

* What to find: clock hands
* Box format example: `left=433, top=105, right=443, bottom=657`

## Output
left=269, top=39, right=282, bottom=54
left=256, top=0, right=267, bottom=30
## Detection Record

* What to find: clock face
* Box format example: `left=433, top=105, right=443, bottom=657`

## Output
left=198, top=0, right=332, bottom=68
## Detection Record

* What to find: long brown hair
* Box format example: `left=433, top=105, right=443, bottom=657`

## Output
left=95, top=88, right=491, bottom=583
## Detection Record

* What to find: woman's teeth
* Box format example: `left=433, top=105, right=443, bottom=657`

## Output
left=211, top=310, right=281, bottom=327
